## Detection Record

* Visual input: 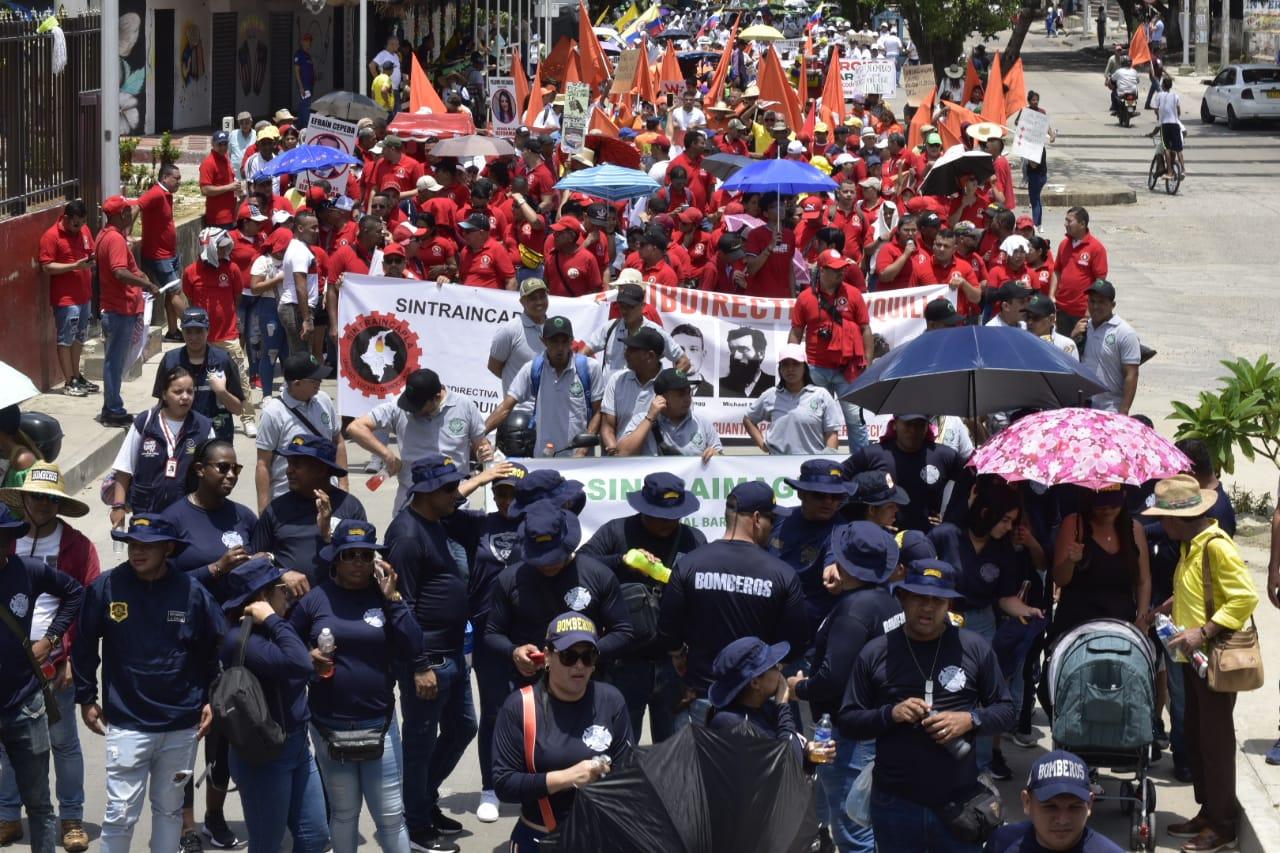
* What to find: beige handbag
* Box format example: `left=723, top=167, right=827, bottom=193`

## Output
left=1201, top=535, right=1264, bottom=693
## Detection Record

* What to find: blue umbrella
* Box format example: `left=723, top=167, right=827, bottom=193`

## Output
left=720, top=158, right=838, bottom=195
left=254, top=144, right=361, bottom=178
left=554, top=164, right=660, bottom=202
left=843, top=324, right=1106, bottom=417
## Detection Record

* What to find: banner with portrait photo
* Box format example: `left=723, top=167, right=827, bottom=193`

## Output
left=487, top=76, right=520, bottom=138
left=299, top=113, right=359, bottom=190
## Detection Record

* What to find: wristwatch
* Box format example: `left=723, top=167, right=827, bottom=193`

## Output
left=43, top=633, right=62, bottom=650
left=969, top=711, right=982, bottom=732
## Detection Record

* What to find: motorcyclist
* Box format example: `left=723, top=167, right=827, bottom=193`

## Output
left=1109, top=56, right=1140, bottom=116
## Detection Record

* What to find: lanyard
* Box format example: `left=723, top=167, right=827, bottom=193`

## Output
left=158, top=416, right=185, bottom=479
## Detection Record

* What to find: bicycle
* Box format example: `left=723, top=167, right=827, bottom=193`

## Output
left=1146, top=132, right=1183, bottom=195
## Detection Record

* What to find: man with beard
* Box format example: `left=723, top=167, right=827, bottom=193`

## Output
left=720, top=327, right=775, bottom=398
left=669, top=324, right=713, bottom=396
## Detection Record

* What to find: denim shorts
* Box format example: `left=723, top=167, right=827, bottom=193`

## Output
left=54, top=302, right=92, bottom=346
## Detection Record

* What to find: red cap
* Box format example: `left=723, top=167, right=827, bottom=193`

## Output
left=379, top=177, right=401, bottom=191
left=382, top=242, right=407, bottom=258
left=568, top=192, right=593, bottom=207
left=651, top=213, right=677, bottom=234
left=101, top=195, right=139, bottom=217
left=266, top=229, right=293, bottom=253
left=652, top=135, right=671, bottom=148
left=238, top=203, right=268, bottom=222
left=551, top=216, right=584, bottom=234
left=800, top=196, right=825, bottom=219
left=1016, top=215, right=1035, bottom=230
left=393, top=222, right=428, bottom=241
left=723, top=201, right=745, bottom=215
left=678, top=207, right=704, bottom=225
left=817, top=249, right=852, bottom=270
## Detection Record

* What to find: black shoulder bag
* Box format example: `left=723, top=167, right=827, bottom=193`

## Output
left=0, top=604, right=60, bottom=725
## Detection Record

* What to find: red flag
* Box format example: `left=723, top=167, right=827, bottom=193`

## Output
left=632, top=37, right=658, bottom=104
left=963, top=54, right=982, bottom=104
left=588, top=107, right=620, bottom=138
left=981, top=52, right=1006, bottom=122
left=757, top=45, right=802, bottom=131
left=1002, top=58, right=1028, bottom=119
left=564, top=48, right=583, bottom=89
left=542, top=36, right=576, bottom=85
left=410, top=54, right=447, bottom=114
left=1129, top=24, right=1152, bottom=68
left=801, top=99, right=816, bottom=141
left=819, top=46, right=845, bottom=127
left=577, top=0, right=611, bottom=92
left=511, top=50, right=530, bottom=112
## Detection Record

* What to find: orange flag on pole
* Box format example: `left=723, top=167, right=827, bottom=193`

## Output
left=819, top=46, right=845, bottom=127
left=410, top=53, right=447, bottom=114
left=588, top=107, right=620, bottom=138
left=757, top=45, right=802, bottom=131
left=798, top=32, right=812, bottom=108
left=632, top=38, right=658, bottom=104
left=962, top=54, right=982, bottom=104
left=511, top=50, right=530, bottom=111
left=658, top=43, right=684, bottom=94
left=907, top=86, right=935, bottom=150
left=1002, top=58, right=1028, bottom=119
left=1129, top=24, right=1152, bottom=68
left=564, top=48, right=583, bottom=89
left=981, top=51, right=1006, bottom=122
left=524, top=63, right=546, bottom=129
left=704, top=24, right=737, bottom=108
left=937, top=100, right=984, bottom=148
left=577, top=0, right=611, bottom=92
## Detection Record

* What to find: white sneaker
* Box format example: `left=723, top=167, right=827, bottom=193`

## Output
left=476, top=790, right=500, bottom=823
left=241, top=417, right=258, bottom=438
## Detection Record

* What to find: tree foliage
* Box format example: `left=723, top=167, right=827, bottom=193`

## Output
left=1170, top=355, right=1280, bottom=476
left=892, top=0, right=1024, bottom=79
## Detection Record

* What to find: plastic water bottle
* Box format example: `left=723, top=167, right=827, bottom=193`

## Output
left=317, top=628, right=336, bottom=679
left=366, top=472, right=386, bottom=491
left=812, top=714, right=835, bottom=764
left=623, top=549, right=672, bottom=584
left=1154, top=613, right=1209, bottom=678
left=925, top=709, right=972, bottom=759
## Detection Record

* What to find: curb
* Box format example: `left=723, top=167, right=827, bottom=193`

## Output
left=1038, top=184, right=1138, bottom=206
left=60, top=426, right=127, bottom=501
left=1238, top=748, right=1280, bottom=853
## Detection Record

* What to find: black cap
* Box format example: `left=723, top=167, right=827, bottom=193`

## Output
left=718, top=232, right=746, bottom=262
left=623, top=326, right=665, bottom=355
left=1025, top=292, right=1056, bottom=317
left=585, top=202, right=611, bottom=224
left=180, top=307, right=210, bottom=329
left=541, top=316, right=574, bottom=339
left=995, top=281, right=1033, bottom=302
left=617, top=283, right=646, bottom=307
left=283, top=353, right=328, bottom=382
left=397, top=368, right=443, bottom=412
left=1087, top=278, right=1116, bottom=300
left=918, top=212, right=942, bottom=229
left=654, top=368, right=691, bottom=395
left=923, top=297, right=960, bottom=326
left=458, top=212, right=491, bottom=231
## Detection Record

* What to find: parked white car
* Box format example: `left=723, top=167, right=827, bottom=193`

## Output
left=1200, top=64, right=1280, bottom=128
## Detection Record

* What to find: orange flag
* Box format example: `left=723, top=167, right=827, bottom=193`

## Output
left=542, top=36, right=576, bottom=85
left=757, top=45, right=802, bottom=131
left=564, top=48, right=583, bottom=89
left=524, top=63, right=546, bottom=129
left=511, top=50, right=530, bottom=111
left=962, top=54, right=982, bottom=104
left=982, top=52, right=1006, bottom=122
left=658, top=43, right=684, bottom=94
left=704, top=24, right=737, bottom=108
left=801, top=99, right=816, bottom=141
left=907, top=86, right=936, bottom=150
left=577, top=0, right=611, bottom=92
left=819, top=46, right=845, bottom=127
left=631, top=37, right=658, bottom=104
left=588, top=107, right=620, bottom=138
left=798, top=32, right=812, bottom=108
left=410, top=54, right=447, bottom=114
left=1002, top=58, right=1028, bottom=119
left=937, top=100, right=984, bottom=149
left=1129, top=24, right=1152, bottom=68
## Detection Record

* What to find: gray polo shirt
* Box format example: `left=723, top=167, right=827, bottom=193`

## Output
left=622, top=410, right=723, bottom=456
left=602, top=370, right=657, bottom=439
left=489, top=313, right=545, bottom=410
left=368, top=392, right=487, bottom=508
left=1082, top=314, right=1140, bottom=412
left=507, top=355, right=605, bottom=457
left=256, top=388, right=341, bottom=498
left=745, top=385, right=842, bottom=455
left=586, top=317, right=685, bottom=377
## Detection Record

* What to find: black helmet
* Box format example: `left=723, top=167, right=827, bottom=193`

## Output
left=496, top=411, right=536, bottom=458
left=19, top=412, right=63, bottom=463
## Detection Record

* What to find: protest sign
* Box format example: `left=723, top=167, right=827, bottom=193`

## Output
left=487, top=77, right=519, bottom=138
left=611, top=49, right=643, bottom=95
left=561, top=82, right=591, bottom=152
left=840, top=59, right=897, bottom=98
left=902, top=64, right=934, bottom=106
left=1011, top=107, right=1050, bottom=163
left=298, top=113, right=359, bottom=190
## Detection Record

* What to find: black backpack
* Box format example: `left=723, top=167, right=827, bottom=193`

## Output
left=210, top=618, right=285, bottom=764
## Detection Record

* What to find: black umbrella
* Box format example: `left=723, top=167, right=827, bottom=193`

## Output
left=552, top=724, right=817, bottom=853
left=703, top=152, right=756, bottom=180
left=311, top=90, right=384, bottom=123
left=918, top=147, right=995, bottom=197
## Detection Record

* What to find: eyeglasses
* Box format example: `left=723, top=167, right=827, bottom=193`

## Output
left=208, top=462, right=244, bottom=475
left=557, top=647, right=599, bottom=668
left=340, top=549, right=377, bottom=563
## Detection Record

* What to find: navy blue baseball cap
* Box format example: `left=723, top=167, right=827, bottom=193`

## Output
left=212, top=130, right=230, bottom=145
left=849, top=471, right=909, bottom=506
left=408, top=454, right=466, bottom=494
left=512, top=469, right=585, bottom=516
left=493, top=462, right=529, bottom=490
left=832, top=521, right=899, bottom=584
left=319, top=519, right=390, bottom=564
left=626, top=472, right=700, bottom=520
left=783, top=459, right=851, bottom=496
left=278, top=434, right=347, bottom=478
left=728, top=481, right=790, bottom=518
left=520, top=500, right=582, bottom=568
left=897, top=559, right=964, bottom=599
left=0, top=505, right=29, bottom=536
left=895, top=529, right=937, bottom=566
left=221, top=557, right=285, bottom=611
left=545, top=611, right=599, bottom=651
left=708, top=637, right=790, bottom=709
left=1027, top=750, right=1093, bottom=802
left=110, top=513, right=189, bottom=555
left=180, top=307, right=211, bottom=329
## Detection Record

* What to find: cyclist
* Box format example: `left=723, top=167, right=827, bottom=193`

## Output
left=1152, top=76, right=1184, bottom=178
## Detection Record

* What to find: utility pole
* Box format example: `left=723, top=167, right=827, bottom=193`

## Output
left=100, top=0, right=121, bottom=197
left=1195, top=0, right=1209, bottom=72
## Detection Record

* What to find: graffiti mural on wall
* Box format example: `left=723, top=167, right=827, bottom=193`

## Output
left=238, top=14, right=268, bottom=96
left=180, top=19, right=205, bottom=85
left=118, top=0, right=147, bottom=134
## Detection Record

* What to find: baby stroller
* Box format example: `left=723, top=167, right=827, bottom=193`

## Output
left=1048, top=619, right=1159, bottom=851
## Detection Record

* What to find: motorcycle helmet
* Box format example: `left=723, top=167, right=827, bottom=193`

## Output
left=19, top=412, right=63, bottom=463
left=496, top=410, right=536, bottom=458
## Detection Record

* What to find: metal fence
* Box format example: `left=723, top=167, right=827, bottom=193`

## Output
left=0, top=13, right=101, bottom=220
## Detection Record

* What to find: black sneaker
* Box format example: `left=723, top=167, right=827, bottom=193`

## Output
left=179, top=830, right=204, bottom=852
left=1153, top=720, right=1170, bottom=750
left=988, top=751, right=1013, bottom=781
left=164, top=330, right=185, bottom=343
left=75, top=375, right=100, bottom=393
left=201, top=811, right=241, bottom=849
left=432, top=807, right=464, bottom=835
left=408, top=828, right=459, bottom=853
left=99, top=412, right=134, bottom=428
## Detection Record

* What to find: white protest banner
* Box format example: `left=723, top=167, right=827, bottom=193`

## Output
left=840, top=59, right=898, bottom=99
left=487, top=77, right=519, bottom=138
left=299, top=113, right=359, bottom=190
left=902, top=64, right=934, bottom=107
left=1011, top=107, right=1050, bottom=163
left=561, top=82, right=591, bottom=153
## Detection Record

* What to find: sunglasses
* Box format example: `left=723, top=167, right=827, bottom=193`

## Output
left=207, top=462, right=244, bottom=475
left=557, top=647, right=599, bottom=668
left=340, top=549, right=377, bottom=563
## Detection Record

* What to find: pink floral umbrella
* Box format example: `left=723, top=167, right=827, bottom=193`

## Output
left=971, top=408, right=1191, bottom=490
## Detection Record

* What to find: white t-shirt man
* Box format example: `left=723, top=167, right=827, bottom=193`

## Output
left=1155, top=90, right=1181, bottom=126
left=15, top=524, right=63, bottom=643
left=671, top=105, right=707, bottom=132
left=280, top=239, right=319, bottom=308
left=877, top=33, right=904, bottom=60
left=372, top=48, right=402, bottom=88
left=1111, top=67, right=1140, bottom=95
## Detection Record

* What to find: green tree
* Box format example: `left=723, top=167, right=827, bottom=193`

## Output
left=889, top=0, right=1024, bottom=80
left=1170, top=355, right=1280, bottom=475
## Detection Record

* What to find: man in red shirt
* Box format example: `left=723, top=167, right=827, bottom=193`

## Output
left=790, top=249, right=875, bottom=446
left=521, top=138, right=557, bottom=212
left=183, top=228, right=256, bottom=435
left=716, top=118, right=751, bottom=155
left=229, top=203, right=267, bottom=389
left=542, top=217, right=602, bottom=297
left=138, top=163, right=188, bottom=340
left=925, top=229, right=982, bottom=310
left=199, top=131, right=239, bottom=228
left=453, top=212, right=516, bottom=289
left=364, top=135, right=423, bottom=205
left=582, top=203, right=619, bottom=285
left=40, top=199, right=97, bottom=396
left=874, top=215, right=920, bottom=291
left=743, top=194, right=797, bottom=298
left=95, top=195, right=157, bottom=426
left=829, top=180, right=868, bottom=262
left=1053, top=206, right=1108, bottom=335
left=456, top=179, right=510, bottom=253
left=667, top=130, right=716, bottom=204
left=633, top=230, right=680, bottom=287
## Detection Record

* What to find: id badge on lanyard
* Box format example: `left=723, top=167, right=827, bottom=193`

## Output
left=159, top=417, right=185, bottom=479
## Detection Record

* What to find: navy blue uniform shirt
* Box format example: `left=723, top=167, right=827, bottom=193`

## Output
left=219, top=614, right=313, bottom=733
left=706, top=699, right=804, bottom=763
left=843, top=439, right=969, bottom=532
left=770, top=511, right=841, bottom=630
left=796, top=585, right=903, bottom=720
left=153, top=346, right=242, bottom=441
left=161, top=496, right=258, bottom=600
left=251, top=487, right=367, bottom=584
left=73, top=562, right=226, bottom=732
left=0, top=555, right=83, bottom=715
left=928, top=523, right=1022, bottom=612
left=986, top=821, right=1124, bottom=852
left=385, top=505, right=471, bottom=664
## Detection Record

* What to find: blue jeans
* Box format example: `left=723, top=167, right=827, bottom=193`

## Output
left=238, top=294, right=259, bottom=380
left=100, top=725, right=199, bottom=853
left=0, top=691, right=55, bottom=853
left=0, top=681, right=82, bottom=822
left=250, top=297, right=286, bottom=394
left=816, top=737, right=875, bottom=852
left=54, top=302, right=92, bottom=347
left=397, top=655, right=478, bottom=832
left=473, top=639, right=513, bottom=790
left=310, top=716, right=408, bottom=853
left=960, top=607, right=997, bottom=771
left=870, top=787, right=982, bottom=853
left=141, top=256, right=181, bottom=290
left=808, top=365, right=869, bottom=449
left=100, top=311, right=138, bottom=418
left=298, top=94, right=312, bottom=128
left=608, top=658, right=682, bottom=745
left=1025, top=167, right=1048, bottom=227
left=229, top=729, right=329, bottom=853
